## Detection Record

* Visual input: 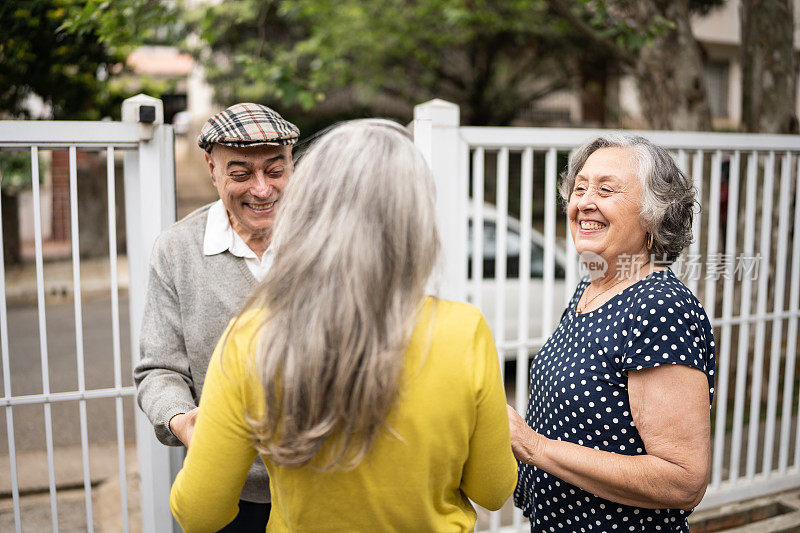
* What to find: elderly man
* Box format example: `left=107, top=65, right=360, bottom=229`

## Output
left=134, top=103, right=299, bottom=531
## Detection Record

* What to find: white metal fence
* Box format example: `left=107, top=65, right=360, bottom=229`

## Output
left=413, top=99, right=800, bottom=530
left=0, top=96, right=178, bottom=532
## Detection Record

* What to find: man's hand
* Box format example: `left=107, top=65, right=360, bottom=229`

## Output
left=169, top=407, right=200, bottom=448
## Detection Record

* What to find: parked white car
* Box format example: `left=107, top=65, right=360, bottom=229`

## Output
left=466, top=205, right=571, bottom=356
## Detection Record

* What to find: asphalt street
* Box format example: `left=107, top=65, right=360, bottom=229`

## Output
left=0, top=296, right=137, bottom=454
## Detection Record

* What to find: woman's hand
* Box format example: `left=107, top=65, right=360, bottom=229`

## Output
left=507, top=405, right=546, bottom=465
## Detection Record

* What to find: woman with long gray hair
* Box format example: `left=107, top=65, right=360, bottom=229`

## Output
left=169, top=119, right=517, bottom=531
left=509, top=135, right=715, bottom=532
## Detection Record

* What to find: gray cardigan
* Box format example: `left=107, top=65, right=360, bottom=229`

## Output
left=133, top=203, right=269, bottom=503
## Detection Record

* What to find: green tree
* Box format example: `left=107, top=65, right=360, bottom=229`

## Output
left=0, top=0, right=179, bottom=120
left=193, top=0, right=578, bottom=126
left=547, top=0, right=724, bottom=131
left=1, top=0, right=118, bottom=119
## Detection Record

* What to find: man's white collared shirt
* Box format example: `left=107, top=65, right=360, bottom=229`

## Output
left=203, top=199, right=273, bottom=282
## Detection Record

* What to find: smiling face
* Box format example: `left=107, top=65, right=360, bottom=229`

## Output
left=567, top=147, right=648, bottom=274
left=206, top=143, right=293, bottom=252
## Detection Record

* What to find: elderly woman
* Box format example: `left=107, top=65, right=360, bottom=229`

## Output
left=169, top=119, right=517, bottom=532
left=509, top=135, right=715, bottom=532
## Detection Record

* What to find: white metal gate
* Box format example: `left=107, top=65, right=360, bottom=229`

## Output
left=0, top=95, right=178, bottom=532
left=413, top=99, right=800, bottom=530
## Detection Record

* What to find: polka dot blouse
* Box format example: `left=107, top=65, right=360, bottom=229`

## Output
left=514, top=269, right=716, bottom=532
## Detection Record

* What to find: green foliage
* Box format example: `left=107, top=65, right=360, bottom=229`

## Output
left=190, top=0, right=314, bottom=110
left=192, top=0, right=577, bottom=126
left=554, top=0, right=725, bottom=64
left=0, top=151, right=47, bottom=191
left=60, top=0, right=182, bottom=53
left=1, top=0, right=113, bottom=118
left=565, top=0, right=675, bottom=59
left=0, top=0, right=179, bottom=120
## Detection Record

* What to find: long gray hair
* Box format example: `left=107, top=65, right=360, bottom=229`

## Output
left=242, top=119, right=440, bottom=469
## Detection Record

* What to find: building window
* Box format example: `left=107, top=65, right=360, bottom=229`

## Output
left=704, top=60, right=730, bottom=119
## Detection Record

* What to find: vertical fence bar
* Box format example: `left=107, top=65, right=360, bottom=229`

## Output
left=688, top=151, right=704, bottom=296
left=705, top=150, right=724, bottom=488
left=68, top=146, right=95, bottom=532
left=494, top=148, right=509, bottom=359
left=674, top=150, right=688, bottom=280
left=676, top=149, right=688, bottom=178
left=722, top=151, right=745, bottom=481
left=565, top=215, right=577, bottom=291
left=106, top=147, right=130, bottom=531
left=676, top=149, right=688, bottom=177
left=750, top=151, right=775, bottom=476
left=779, top=154, right=800, bottom=472
left=790, top=155, right=800, bottom=468
left=458, top=138, right=471, bottom=295
left=471, top=148, right=485, bottom=311
left=513, top=148, right=534, bottom=532
left=489, top=148, right=508, bottom=533
left=0, top=150, right=22, bottom=532
left=763, top=153, right=792, bottom=474
left=565, top=150, right=578, bottom=297
left=741, top=152, right=761, bottom=479
left=704, top=150, right=722, bottom=316
left=516, top=148, right=533, bottom=410
left=31, top=146, right=59, bottom=531
left=542, top=148, right=556, bottom=334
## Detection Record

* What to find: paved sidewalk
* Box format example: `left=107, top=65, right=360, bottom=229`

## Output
left=690, top=489, right=800, bottom=532
left=4, top=255, right=129, bottom=306
left=0, top=444, right=140, bottom=532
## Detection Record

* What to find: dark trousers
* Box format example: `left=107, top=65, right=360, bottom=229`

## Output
left=218, top=500, right=271, bottom=532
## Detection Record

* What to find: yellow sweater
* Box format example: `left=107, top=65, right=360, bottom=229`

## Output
left=170, top=298, right=517, bottom=532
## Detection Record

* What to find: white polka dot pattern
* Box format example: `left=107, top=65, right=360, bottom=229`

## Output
left=513, top=269, right=716, bottom=532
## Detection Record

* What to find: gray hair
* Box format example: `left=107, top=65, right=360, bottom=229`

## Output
left=558, top=134, right=695, bottom=264
left=240, top=119, right=439, bottom=469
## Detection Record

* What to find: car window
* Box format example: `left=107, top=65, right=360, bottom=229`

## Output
left=468, top=220, right=562, bottom=279
left=480, top=220, right=521, bottom=257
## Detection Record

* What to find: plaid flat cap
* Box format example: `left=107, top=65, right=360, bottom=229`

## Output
left=197, top=103, right=300, bottom=152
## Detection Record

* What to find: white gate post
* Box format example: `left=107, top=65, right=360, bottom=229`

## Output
left=413, top=99, right=468, bottom=301
left=122, top=95, right=179, bottom=533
